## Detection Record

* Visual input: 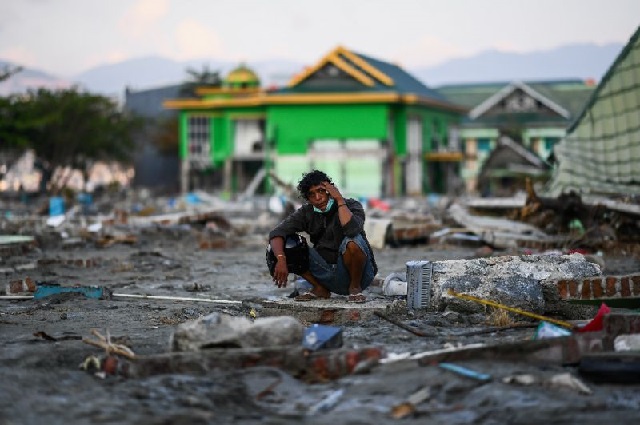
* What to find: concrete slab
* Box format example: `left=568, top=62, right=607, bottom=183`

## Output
left=0, top=235, right=36, bottom=257
left=0, top=235, right=35, bottom=245
left=251, top=296, right=394, bottom=325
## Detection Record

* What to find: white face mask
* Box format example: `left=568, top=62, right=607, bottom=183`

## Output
left=313, top=197, right=334, bottom=213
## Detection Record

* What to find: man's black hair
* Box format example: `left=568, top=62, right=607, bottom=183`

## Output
left=297, top=169, right=332, bottom=199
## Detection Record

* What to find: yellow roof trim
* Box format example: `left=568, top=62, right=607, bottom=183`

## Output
left=288, top=49, right=336, bottom=87
left=329, top=52, right=375, bottom=86
left=288, top=46, right=375, bottom=87
left=195, top=87, right=263, bottom=96
left=164, top=93, right=466, bottom=113
left=336, top=47, right=394, bottom=86
left=164, top=92, right=401, bottom=109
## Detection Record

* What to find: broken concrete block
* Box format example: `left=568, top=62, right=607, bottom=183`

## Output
left=171, top=312, right=304, bottom=352
left=414, top=331, right=605, bottom=366
left=614, top=334, right=640, bottom=351
left=125, top=345, right=384, bottom=381
left=602, top=312, right=640, bottom=350
left=429, top=253, right=600, bottom=315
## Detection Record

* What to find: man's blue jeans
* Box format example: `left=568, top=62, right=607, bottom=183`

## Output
left=306, top=234, right=375, bottom=295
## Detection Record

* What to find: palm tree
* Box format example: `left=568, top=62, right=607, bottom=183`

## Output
left=180, top=64, right=222, bottom=97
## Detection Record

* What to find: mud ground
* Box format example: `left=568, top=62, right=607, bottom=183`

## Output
left=2, top=231, right=640, bottom=425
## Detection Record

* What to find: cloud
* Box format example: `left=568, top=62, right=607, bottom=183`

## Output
left=0, top=46, right=38, bottom=68
left=80, top=49, right=129, bottom=70
left=169, top=19, right=224, bottom=60
left=492, top=41, right=521, bottom=53
left=392, top=35, right=472, bottom=68
left=119, top=0, right=169, bottom=39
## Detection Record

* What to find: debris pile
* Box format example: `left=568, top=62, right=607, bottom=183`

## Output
left=459, top=179, right=640, bottom=255
left=1, top=184, right=640, bottom=422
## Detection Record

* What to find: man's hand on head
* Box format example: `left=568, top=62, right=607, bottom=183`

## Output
left=322, top=181, right=342, bottom=201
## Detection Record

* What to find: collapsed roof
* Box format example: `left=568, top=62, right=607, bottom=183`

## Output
left=547, top=26, right=640, bottom=197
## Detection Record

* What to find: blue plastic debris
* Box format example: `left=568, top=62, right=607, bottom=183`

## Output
left=33, top=284, right=111, bottom=300
left=308, top=389, right=344, bottom=414
left=49, top=197, right=65, bottom=216
left=185, top=192, right=201, bottom=204
left=302, top=324, right=343, bottom=351
left=438, top=362, right=492, bottom=382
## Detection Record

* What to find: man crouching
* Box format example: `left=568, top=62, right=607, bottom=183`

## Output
left=268, top=169, right=377, bottom=303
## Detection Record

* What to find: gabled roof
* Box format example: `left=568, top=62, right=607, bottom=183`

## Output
left=436, top=79, right=595, bottom=119
left=547, top=25, right=640, bottom=196
left=288, top=46, right=394, bottom=88
left=469, top=81, right=570, bottom=119
left=283, top=45, right=452, bottom=103
left=478, top=136, right=551, bottom=188
left=164, top=47, right=466, bottom=112
left=496, top=136, right=548, bottom=168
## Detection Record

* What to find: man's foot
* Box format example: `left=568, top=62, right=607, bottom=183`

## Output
left=348, top=293, right=366, bottom=303
left=294, top=290, right=330, bottom=302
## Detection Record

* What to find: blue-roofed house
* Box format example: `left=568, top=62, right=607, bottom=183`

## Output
left=164, top=46, right=467, bottom=197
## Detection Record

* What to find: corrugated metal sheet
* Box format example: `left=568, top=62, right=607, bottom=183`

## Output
left=547, top=26, right=640, bottom=196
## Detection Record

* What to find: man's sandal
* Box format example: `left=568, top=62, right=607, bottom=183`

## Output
left=348, top=293, right=366, bottom=303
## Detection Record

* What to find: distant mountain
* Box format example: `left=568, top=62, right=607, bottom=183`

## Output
left=74, top=56, right=226, bottom=97
left=0, top=42, right=625, bottom=97
left=75, top=56, right=304, bottom=95
left=416, top=42, right=623, bottom=86
left=0, top=60, right=73, bottom=96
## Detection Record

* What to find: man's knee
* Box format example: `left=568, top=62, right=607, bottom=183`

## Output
left=344, top=240, right=365, bottom=261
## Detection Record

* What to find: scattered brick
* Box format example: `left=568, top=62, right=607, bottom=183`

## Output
left=347, top=310, right=361, bottom=321
left=633, top=276, right=640, bottom=296
left=568, top=280, right=578, bottom=297
left=621, top=277, right=631, bottom=297
left=319, top=310, right=336, bottom=324
left=558, top=280, right=568, bottom=299
left=6, top=277, right=36, bottom=294
left=555, top=274, right=640, bottom=301
left=126, top=346, right=385, bottom=382
left=581, top=279, right=592, bottom=299
left=605, top=277, right=617, bottom=297
left=591, top=278, right=604, bottom=298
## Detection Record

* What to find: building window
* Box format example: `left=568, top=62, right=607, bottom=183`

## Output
left=477, top=138, right=491, bottom=152
left=431, top=120, right=441, bottom=150
left=187, top=116, right=211, bottom=166
left=544, top=137, right=559, bottom=151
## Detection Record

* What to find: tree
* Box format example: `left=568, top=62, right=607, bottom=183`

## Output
left=0, top=64, right=23, bottom=83
left=0, top=66, right=27, bottom=149
left=180, top=64, right=222, bottom=97
left=0, top=87, right=143, bottom=193
left=0, top=95, right=33, bottom=149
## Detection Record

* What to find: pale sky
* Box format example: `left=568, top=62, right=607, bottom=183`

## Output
left=1, top=0, right=638, bottom=77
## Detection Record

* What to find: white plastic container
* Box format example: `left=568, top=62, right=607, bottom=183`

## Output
left=382, top=272, right=407, bottom=296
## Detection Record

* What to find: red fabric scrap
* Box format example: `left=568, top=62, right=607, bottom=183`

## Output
left=576, top=303, right=611, bottom=333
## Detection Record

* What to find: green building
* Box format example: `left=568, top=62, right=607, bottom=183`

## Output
left=164, top=46, right=466, bottom=198
left=437, top=79, right=596, bottom=194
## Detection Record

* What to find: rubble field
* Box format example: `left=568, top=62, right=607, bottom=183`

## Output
left=1, top=191, right=640, bottom=424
